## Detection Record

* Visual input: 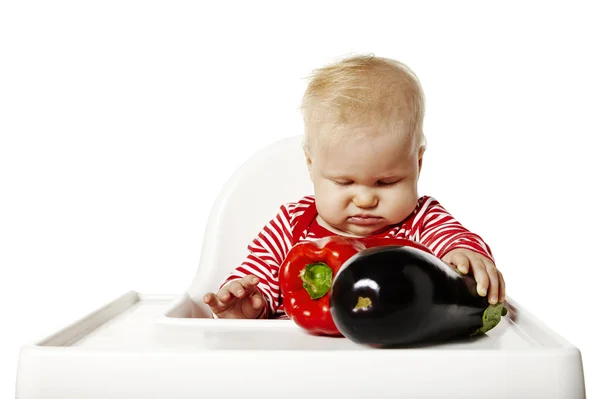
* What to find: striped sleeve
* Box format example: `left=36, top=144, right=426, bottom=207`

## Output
left=219, top=197, right=313, bottom=318
left=410, top=197, right=494, bottom=261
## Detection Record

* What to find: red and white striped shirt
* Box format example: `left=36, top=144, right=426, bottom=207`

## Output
left=220, top=195, right=493, bottom=318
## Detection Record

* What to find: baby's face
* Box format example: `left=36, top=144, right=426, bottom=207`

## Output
left=307, top=125, right=423, bottom=237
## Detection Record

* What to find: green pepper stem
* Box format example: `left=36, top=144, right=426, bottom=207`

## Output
left=299, top=262, right=333, bottom=300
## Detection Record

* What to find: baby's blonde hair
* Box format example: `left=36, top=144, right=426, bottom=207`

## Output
left=301, top=54, right=426, bottom=153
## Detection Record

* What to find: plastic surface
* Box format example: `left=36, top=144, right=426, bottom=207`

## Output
left=16, top=135, right=586, bottom=398
left=17, top=292, right=585, bottom=398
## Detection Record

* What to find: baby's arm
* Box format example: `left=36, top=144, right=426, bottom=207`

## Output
left=412, top=197, right=493, bottom=261
left=203, top=203, right=296, bottom=319
left=411, top=197, right=505, bottom=303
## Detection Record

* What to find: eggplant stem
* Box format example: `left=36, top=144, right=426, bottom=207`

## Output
left=471, top=303, right=508, bottom=336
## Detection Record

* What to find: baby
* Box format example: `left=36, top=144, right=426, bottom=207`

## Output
left=203, top=54, right=506, bottom=319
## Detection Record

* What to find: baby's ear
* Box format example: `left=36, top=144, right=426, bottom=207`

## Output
left=304, top=148, right=315, bottom=183
left=417, top=145, right=426, bottom=176
left=304, top=147, right=312, bottom=171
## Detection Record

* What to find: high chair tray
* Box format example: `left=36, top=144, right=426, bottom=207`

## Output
left=16, top=291, right=585, bottom=398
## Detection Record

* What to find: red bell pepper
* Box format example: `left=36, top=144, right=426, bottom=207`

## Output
left=279, top=236, right=433, bottom=336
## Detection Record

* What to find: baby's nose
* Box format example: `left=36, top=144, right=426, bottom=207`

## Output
left=353, top=193, right=378, bottom=208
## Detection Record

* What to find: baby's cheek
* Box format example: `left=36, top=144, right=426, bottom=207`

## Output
left=317, top=193, right=346, bottom=222
left=385, top=190, right=418, bottom=221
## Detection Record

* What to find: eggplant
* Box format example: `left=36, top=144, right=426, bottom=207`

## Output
left=329, top=245, right=507, bottom=347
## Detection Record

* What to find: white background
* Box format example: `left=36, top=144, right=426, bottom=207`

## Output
left=1, top=1, right=598, bottom=397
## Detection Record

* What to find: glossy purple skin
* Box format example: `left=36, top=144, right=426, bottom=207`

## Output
left=330, top=246, right=490, bottom=347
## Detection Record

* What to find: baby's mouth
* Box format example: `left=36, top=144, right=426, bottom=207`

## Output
left=348, top=215, right=383, bottom=226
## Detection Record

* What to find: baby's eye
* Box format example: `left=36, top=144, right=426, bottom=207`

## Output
left=333, top=180, right=353, bottom=186
left=377, top=179, right=400, bottom=186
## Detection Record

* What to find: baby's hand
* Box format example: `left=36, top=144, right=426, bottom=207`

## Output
left=202, top=274, right=267, bottom=319
left=442, top=249, right=506, bottom=305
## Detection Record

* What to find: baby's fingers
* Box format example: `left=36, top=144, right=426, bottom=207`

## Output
left=240, top=291, right=267, bottom=319
left=250, top=291, right=265, bottom=309
left=498, top=270, right=506, bottom=303
left=471, top=260, right=490, bottom=298
left=227, top=275, right=260, bottom=299
left=484, top=261, right=500, bottom=305
left=442, top=251, right=470, bottom=275
left=203, top=292, right=226, bottom=311
left=453, top=253, right=470, bottom=275
left=485, top=260, right=500, bottom=304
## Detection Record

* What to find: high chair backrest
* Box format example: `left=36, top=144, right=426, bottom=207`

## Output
left=186, top=135, right=313, bottom=303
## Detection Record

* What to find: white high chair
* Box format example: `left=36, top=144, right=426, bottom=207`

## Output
left=16, top=135, right=586, bottom=398
left=176, top=134, right=313, bottom=318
